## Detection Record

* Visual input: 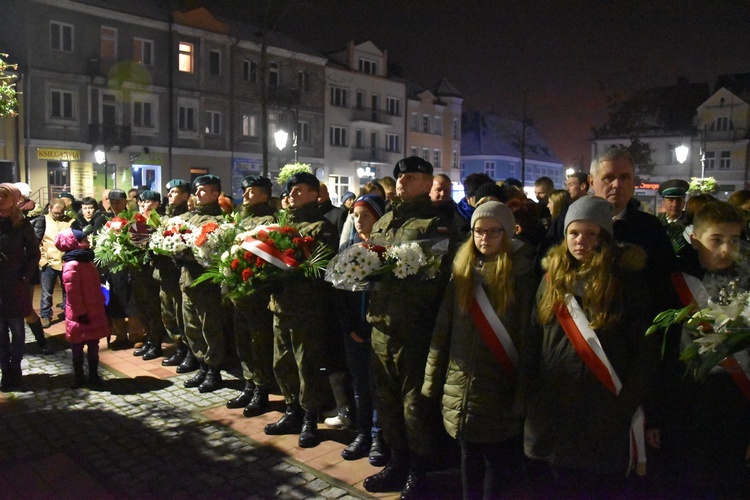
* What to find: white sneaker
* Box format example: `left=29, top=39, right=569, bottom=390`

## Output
left=324, top=412, right=352, bottom=429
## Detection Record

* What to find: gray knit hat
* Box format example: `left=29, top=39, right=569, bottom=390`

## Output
left=471, top=201, right=515, bottom=233
left=564, top=196, right=614, bottom=235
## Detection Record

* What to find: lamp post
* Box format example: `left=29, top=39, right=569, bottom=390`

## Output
left=274, top=127, right=298, bottom=162
left=94, top=146, right=108, bottom=189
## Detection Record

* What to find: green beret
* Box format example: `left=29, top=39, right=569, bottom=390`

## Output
left=393, top=156, right=433, bottom=178
left=286, top=172, right=320, bottom=193
left=139, top=190, right=161, bottom=202
left=193, top=175, right=221, bottom=192
left=166, top=179, right=191, bottom=192
left=658, top=179, right=689, bottom=198
left=241, top=175, right=272, bottom=190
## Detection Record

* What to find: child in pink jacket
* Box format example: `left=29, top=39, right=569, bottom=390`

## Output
left=55, top=229, right=110, bottom=388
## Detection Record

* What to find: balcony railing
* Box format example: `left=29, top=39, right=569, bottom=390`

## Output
left=351, top=108, right=392, bottom=125
left=88, top=123, right=132, bottom=151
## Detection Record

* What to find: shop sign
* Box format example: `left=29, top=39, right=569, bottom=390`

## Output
left=129, top=152, right=164, bottom=165
left=37, top=148, right=80, bottom=161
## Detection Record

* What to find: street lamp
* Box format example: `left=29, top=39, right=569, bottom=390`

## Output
left=274, top=126, right=298, bottom=162
left=94, top=146, right=108, bottom=189
left=675, top=144, right=689, bottom=164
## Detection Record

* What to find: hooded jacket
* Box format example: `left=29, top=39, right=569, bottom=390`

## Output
left=55, top=229, right=110, bottom=343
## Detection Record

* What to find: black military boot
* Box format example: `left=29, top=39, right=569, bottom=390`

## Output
left=198, top=365, right=223, bottom=393
left=184, top=362, right=208, bottom=388
left=133, top=340, right=152, bottom=357
left=243, top=386, right=270, bottom=417
left=298, top=411, right=320, bottom=448
left=342, top=433, right=371, bottom=460
left=363, top=452, right=410, bottom=493
left=226, top=380, right=255, bottom=409
left=88, top=358, right=103, bottom=388
left=264, top=404, right=303, bottom=435
left=0, top=369, right=9, bottom=392
left=72, top=360, right=86, bottom=389
left=141, top=342, right=163, bottom=361
left=369, top=430, right=390, bottom=467
left=162, top=342, right=188, bottom=366
left=176, top=349, right=200, bottom=373
left=400, top=457, right=428, bottom=500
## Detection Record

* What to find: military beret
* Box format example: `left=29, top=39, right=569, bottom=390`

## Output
left=241, top=175, right=272, bottom=190
left=59, top=192, right=75, bottom=201
left=139, top=190, right=161, bottom=202
left=658, top=179, right=689, bottom=198
left=193, top=175, right=221, bottom=191
left=286, top=172, right=320, bottom=193
left=108, top=189, right=127, bottom=200
left=166, top=179, right=191, bottom=192
left=393, top=156, right=433, bottom=178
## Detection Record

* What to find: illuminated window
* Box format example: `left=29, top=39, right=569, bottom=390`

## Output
left=242, top=114, right=257, bottom=137
left=178, top=42, right=193, bottom=73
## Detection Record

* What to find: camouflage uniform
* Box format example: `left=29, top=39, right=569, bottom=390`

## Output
left=366, top=194, right=450, bottom=462
left=178, top=202, right=226, bottom=368
left=232, top=203, right=276, bottom=391
left=155, top=201, right=189, bottom=346
left=268, top=202, right=338, bottom=413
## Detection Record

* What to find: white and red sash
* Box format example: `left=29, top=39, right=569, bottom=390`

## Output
left=241, top=225, right=299, bottom=270
left=555, top=294, right=647, bottom=476
left=670, top=272, right=750, bottom=400
left=469, top=282, right=518, bottom=381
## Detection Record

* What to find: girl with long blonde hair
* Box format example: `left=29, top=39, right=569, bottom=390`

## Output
left=423, top=201, right=536, bottom=499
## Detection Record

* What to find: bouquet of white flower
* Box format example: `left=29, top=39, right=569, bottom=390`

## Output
left=149, top=217, right=198, bottom=257
left=325, top=238, right=448, bottom=291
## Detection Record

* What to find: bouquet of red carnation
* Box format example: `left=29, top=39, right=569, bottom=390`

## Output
left=94, top=209, right=158, bottom=272
left=193, top=218, right=331, bottom=301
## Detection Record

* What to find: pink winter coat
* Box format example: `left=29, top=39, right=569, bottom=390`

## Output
left=54, top=230, right=110, bottom=343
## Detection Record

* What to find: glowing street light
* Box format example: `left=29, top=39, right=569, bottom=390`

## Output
left=675, top=144, right=689, bottom=164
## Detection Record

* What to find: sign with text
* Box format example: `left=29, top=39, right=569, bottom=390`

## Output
left=37, top=148, right=81, bottom=161
left=70, top=162, right=95, bottom=199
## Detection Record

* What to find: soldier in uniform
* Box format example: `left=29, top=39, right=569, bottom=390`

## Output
left=363, top=156, right=454, bottom=497
left=178, top=175, right=226, bottom=392
left=157, top=179, right=193, bottom=369
left=226, top=175, right=276, bottom=416
left=131, top=190, right=168, bottom=361
left=263, top=172, right=338, bottom=448
left=657, top=179, right=690, bottom=226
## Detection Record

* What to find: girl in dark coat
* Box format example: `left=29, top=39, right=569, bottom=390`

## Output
left=0, top=183, right=41, bottom=391
left=55, top=228, right=110, bottom=388
left=524, top=196, right=657, bottom=496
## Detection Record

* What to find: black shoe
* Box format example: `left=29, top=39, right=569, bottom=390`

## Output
left=133, top=341, right=152, bottom=357
left=184, top=365, right=207, bottom=388
left=400, top=469, right=427, bottom=500
left=198, top=366, right=223, bottom=393
left=363, top=460, right=410, bottom=493
left=141, top=344, right=163, bottom=361
left=227, top=381, right=255, bottom=409
left=161, top=343, right=187, bottom=366
left=243, top=387, right=270, bottom=417
left=176, top=350, right=199, bottom=373
left=369, top=431, right=390, bottom=467
left=88, top=359, right=103, bottom=388
left=264, top=405, right=303, bottom=435
left=342, top=433, right=371, bottom=460
left=72, top=361, right=86, bottom=389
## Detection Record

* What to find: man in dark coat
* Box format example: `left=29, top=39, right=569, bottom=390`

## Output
left=318, top=182, right=347, bottom=242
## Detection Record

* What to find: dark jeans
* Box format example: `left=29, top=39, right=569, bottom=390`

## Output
left=342, top=330, right=380, bottom=437
left=0, top=317, right=26, bottom=370
left=40, top=265, right=65, bottom=320
left=460, top=436, right=523, bottom=500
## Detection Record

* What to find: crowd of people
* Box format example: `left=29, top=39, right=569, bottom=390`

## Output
left=0, top=145, right=748, bottom=498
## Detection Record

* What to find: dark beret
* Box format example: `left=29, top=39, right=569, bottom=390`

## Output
left=658, top=179, right=690, bottom=198
left=166, top=179, right=191, bottom=192
left=59, top=192, right=75, bottom=201
left=139, top=190, right=161, bottom=202
left=393, top=156, right=433, bottom=178
left=108, top=189, right=127, bottom=200
left=286, top=172, right=320, bottom=193
left=193, top=175, right=221, bottom=191
left=474, top=182, right=507, bottom=203
left=504, top=177, right=523, bottom=189
left=241, top=175, right=272, bottom=190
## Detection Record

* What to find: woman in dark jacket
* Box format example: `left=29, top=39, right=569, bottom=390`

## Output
left=0, top=183, right=41, bottom=391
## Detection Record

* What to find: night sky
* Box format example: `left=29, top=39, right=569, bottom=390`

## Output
left=269, top=0, right=750, bottom=169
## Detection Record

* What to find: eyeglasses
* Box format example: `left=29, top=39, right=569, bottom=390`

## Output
left=471, top=227, right=504, bottom=238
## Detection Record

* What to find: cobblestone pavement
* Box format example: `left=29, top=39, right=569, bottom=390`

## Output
left=0, top=328, right=365, bottom=499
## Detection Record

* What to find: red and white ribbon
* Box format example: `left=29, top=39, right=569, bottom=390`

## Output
left=241, top=226, right=299, bottom=270
left=556, top=294, right=647, bottom=476
left=469, top=282, right=519, bottom=381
